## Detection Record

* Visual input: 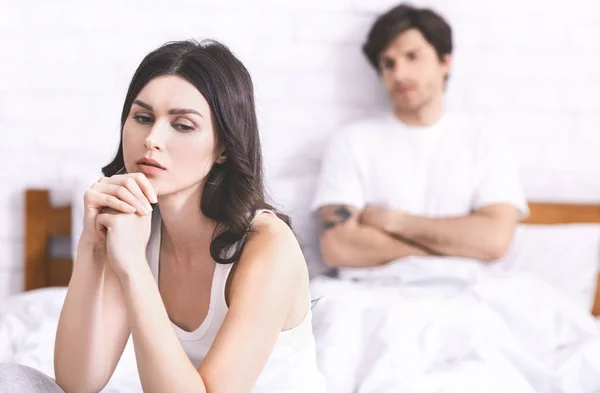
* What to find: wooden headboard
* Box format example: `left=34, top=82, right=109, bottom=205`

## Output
left=23, top=189, right=600, bottom=315
left=521, top=202, right=600, bottom=316
left=24, top=189, right=73, bottom=290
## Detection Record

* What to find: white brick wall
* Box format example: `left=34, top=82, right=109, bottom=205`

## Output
left=1, top=0, right=599, bottom=298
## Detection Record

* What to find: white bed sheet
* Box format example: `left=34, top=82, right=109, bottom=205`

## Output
left=0, top=287, right=142, bottom=393
left=2, top=271, right=599, bottom=393
left=310, top=261, right=600, bottom=393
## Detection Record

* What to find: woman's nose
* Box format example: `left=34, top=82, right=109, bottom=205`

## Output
left=144, top=124, right=166, bottom=151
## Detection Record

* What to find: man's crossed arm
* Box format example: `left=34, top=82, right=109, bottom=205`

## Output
left=318, top=204, right=520, bottom=268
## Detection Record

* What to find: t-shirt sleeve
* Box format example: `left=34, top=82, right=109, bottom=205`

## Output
left=311, top=130, right=366, bottom=212
left=471, top=129, right=529, bottom=218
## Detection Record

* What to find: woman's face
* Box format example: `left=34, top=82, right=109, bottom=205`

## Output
left=122, top=75, right=224, bottom=197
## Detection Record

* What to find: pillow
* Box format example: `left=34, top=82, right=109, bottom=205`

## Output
left=493, top=224, right=600, bottom=311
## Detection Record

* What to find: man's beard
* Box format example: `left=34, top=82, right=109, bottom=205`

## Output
left=394, top=91, right=432, bottom=113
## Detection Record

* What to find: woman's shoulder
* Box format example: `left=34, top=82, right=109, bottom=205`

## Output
left=251, top=210, right=292, bottom=236
left=226, top=211, right=308, bottom=305
left=248, top=212, right=301, bottom=258
left=236, top=211, right=306, bottom=278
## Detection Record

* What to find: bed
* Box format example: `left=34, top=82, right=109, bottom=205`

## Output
left=307, top=201, right=600, bottom=393
left=3, top=188, right=600, bottom=393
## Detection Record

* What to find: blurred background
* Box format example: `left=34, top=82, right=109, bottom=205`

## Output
left=1, top=0, right=599, bottom=298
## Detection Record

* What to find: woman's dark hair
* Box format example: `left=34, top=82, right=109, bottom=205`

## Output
left=102, top=39, right=291, bottom=264
left=362, top=4, right=452, bottom=71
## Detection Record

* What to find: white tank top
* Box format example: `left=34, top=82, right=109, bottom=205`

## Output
left=146, top=209, right=326, bottom=393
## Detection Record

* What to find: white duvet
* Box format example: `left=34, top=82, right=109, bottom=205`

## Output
left=0, top=288, right=142, bottom=393
left=310, top=257, right=600, bottom=393
left=2, top=262, right=600, bottom=393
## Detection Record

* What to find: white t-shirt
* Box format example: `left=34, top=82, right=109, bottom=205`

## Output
left=312, top=112, right=528, bottom=217
left=311, top=112, right=529, bottom=279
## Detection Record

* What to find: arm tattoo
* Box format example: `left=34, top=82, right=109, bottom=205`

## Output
left=322, top=220, right=337, bottom=230
left=334, top=206, right=352, bottom=221
left=321, top=205, right=353, bottom=232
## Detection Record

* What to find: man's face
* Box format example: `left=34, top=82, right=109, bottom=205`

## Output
left=379, top=28, right=451, bottom=112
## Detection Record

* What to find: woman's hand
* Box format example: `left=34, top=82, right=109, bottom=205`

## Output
left=80, top=173, right=158, bottom=251
left=96, top=207, right=153, bottom=279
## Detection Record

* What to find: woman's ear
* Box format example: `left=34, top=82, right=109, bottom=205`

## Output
left=215, top=151, right=226, bottom=164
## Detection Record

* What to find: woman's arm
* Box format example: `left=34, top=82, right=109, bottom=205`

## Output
left=117, top=214, right=303, bottom=393
left=119, top=262, right=205, bottom=393
left=54, top=173, right=156, bottom=393
left=199, top=215, right=305, bottom=391
left=54, top=241, right=131, bottom=393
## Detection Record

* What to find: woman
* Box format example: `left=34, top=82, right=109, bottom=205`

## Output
left=0, top=40, right=325, bottom=393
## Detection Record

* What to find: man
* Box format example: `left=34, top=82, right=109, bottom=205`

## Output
left=312, top=4, right=528, bottom=273
left=308, top=8, right=600, bottom=392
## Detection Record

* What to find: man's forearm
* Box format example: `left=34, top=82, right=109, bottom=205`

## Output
left=386, top=212, right=513, bottom=261
left=321, top=224, right=431, bottom=268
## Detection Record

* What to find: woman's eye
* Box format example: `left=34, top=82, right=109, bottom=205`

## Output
left=174, top=124, right=195, bottom=132
left=134, top=115, right=153, bottom=124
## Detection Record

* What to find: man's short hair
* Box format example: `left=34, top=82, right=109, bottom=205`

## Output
left=362, top=3, right=453, bottom=71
